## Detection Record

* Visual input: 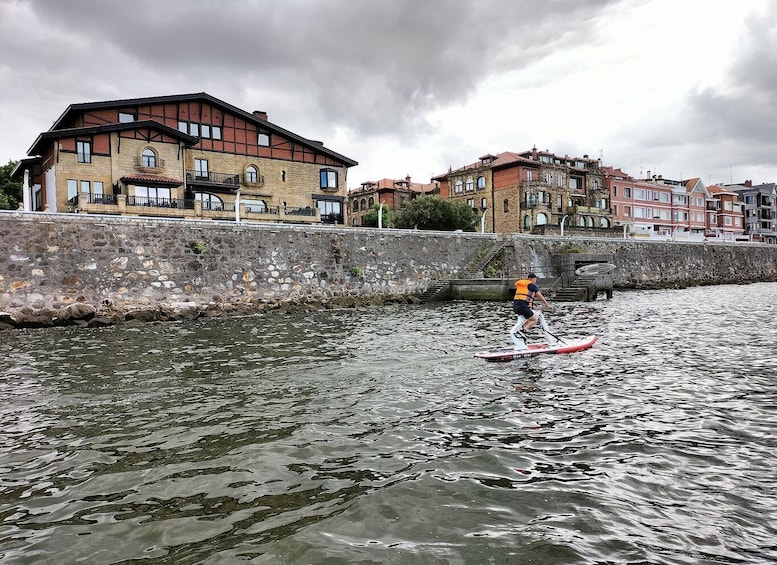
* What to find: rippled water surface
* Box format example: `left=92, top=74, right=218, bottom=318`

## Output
left=2, top=283, right=777, bottom=564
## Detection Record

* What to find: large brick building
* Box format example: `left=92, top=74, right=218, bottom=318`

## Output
left=433, top=148, right=609, bottom=234
left=12, top=93, right=357, bottom=225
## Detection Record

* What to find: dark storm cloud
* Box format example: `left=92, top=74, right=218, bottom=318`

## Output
left=19, top=0, right=620, bottom=138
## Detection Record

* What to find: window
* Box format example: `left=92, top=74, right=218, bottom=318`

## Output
left=320, top=169, right=338, bottom=189
left=317, top=199, right=343, bottom=223
left=477, top=176, right=485, bottom=189
left=80, top=180, right=90, bottom=193
left=526, top=170, right=533, bottom=181
left=67, top=179, right=78, bottom=200
left=93, top=181, right=104, bottom=203
left=368, top=197, right=375, bottom=207
left=557, top=174, right=563, bottom=186
left=281, top=170, right=286, bottom=182
left=466, top=178, right=474, bottom=192
left=481, top=198, right=487, bottom=209
left=195, top=192, right=223, bottom=211
left=189, top=123, right=199, bottom=137
left=142, top=148, right=157, bottom=168
left=352, top=200, right=359, bottom=212
left=545, top=172, right=552, bottom=184
left=258, top=133, right=270, bottom=146
left=504, top=199, right=509, bottom=213
left=613, top=185, right=618, bottom=197
left=201, top=124, right=210, bottom=138
left=624, top=187, right=631, bottom=198
left=119, top=112, right=135, bottom=123
left=178, top=121, right=188, bottom=133
left=212, top=126, right=222, bottom=140
left=454, top=180, right=463, bottom=193
left=77, top=141, right=91, bottom=163
left=246, top=165, right=258, bottom=183
left=195, top=159, right=209, bottom=180
left=136, top=186, right=171, bottom=206
left=467, top=198, right=474, bottom=208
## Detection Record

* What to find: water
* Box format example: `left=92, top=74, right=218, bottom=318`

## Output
left=1, top=283, right=776, bottom=564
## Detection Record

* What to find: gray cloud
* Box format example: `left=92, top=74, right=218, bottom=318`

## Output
left=13, top=0, right=618, bottom=139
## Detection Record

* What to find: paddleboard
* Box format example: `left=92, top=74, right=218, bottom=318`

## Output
left=475, top=335, right=597, bottom=362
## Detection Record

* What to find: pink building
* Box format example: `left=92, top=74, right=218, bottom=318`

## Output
left=705, top=185, right=745, bottom=240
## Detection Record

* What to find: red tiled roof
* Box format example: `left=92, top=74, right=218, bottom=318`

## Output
left=120, top=173, right=183, bottom=186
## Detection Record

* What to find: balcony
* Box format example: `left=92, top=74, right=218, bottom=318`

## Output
left=568, top=205, right=611, bottom=216
left=186, top=169, right=240, bottom=190
left=133, top=156, right=166, bottom=173
left=71, top=193, right=322, bottom=224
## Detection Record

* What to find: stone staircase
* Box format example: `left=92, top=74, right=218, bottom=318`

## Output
left=418, top=240, right=506, bottom=302
left=552, top=275, right=602, bottom=301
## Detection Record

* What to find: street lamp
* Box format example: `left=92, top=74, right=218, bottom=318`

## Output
left=560, top=214, right=569, bottom=237
left=481, top=206, right=487, bottom=233
left=378, top=201, right=384, bottom=229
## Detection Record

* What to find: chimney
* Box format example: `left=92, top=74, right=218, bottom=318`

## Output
left=253, top=110, right=268, bottom=121
left=405, top=174, right=411, bottom=182
left=745, top=179, right=752, bottom=187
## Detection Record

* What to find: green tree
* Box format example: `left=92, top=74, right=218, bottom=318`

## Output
left=361, top=203, right=392, bottom=228
left=393, top=195, right=479, bottom=231
left=0, top=160, right=22, bottom=210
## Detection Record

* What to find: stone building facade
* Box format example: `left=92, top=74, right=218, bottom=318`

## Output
left=11, top=93, right=357, bottom=226
left=434, top=148, right=609, bottom=234
left=348, top=176, right=438, bottom=227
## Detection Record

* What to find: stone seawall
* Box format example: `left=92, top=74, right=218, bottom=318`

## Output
left=2, top=212, right=776, bottom=328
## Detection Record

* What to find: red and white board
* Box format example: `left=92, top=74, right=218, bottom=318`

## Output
left=474, top=335, right=597, bottom=362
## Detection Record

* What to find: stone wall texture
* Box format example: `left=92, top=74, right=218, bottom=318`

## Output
left=2, top=211, right=776, bottom=327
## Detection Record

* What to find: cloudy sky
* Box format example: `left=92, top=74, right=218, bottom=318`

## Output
left=1, top=0, right=775, bottom=188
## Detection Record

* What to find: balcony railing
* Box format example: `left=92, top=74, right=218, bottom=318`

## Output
left=127, top=196, right=187, bottom=208
left=133, top=156, right=166, bottom=169
left=185, top=169, right=240, bottom=186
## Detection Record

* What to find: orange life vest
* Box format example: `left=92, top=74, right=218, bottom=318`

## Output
left=514, top=279, right=534, bottom=304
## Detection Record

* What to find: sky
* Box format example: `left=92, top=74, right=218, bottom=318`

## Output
left=1, top=0, right=775, bottom=189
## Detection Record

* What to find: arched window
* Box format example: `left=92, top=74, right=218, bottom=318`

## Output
left=352, top=200, right=359, bottom=212
left=454, top=180, right=463, bottom=193
left=368, top=197, right=374, bottom=207
left=477, top=176, right=485, bottom=189
left=360, top=198, right=367, bottom=210
left=578, top=216, right=586, bottom=227
left=523, top=215, right=532, bottom=230
left=246, top=165, right=258, bottom=183
left=466, top=178, right=474, bottom=192
left=536, top=212, right=548, bottom=225
left=195, top=192, right=223, bottom=211
left=587, top=216, right=594, bottom=227
left=141, top=148, right=156, bottom=168
left=600, top=218, right=610, bottom=228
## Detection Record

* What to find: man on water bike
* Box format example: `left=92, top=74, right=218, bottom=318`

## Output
left=512, top=272, right=551, bottom=344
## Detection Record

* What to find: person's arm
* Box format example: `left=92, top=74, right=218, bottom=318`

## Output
left=535, top=290, right=551, bottom=308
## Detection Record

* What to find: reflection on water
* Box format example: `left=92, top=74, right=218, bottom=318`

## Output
left=1, top=283, right=777, bottom=564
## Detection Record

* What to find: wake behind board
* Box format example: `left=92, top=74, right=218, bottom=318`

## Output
left=475, top=335, right=597, bottom=362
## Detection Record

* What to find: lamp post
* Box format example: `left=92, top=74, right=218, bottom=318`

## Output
left=481, top=206, right=487, bottom=233
left=378, top=201, right=384, bottom=229
left=560, top=214, right=569, bottom=237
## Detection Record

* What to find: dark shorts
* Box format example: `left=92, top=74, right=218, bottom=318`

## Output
left=513, top=300, right=534, bottom=319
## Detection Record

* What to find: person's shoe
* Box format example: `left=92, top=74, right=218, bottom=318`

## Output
left=514, top=329, right=529, bottom=342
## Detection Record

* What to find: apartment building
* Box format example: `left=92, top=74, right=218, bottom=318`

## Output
left=348, top=176, right=437, bottom=227
left=605, top=168, right=707, bottom=239
left=11, top=93, right=357, bottom=225
left=434, top=148, right=609, bottom=234
left=705, top=185, right=745, bottom=240
left=730, top=182, right=777, bottom=244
